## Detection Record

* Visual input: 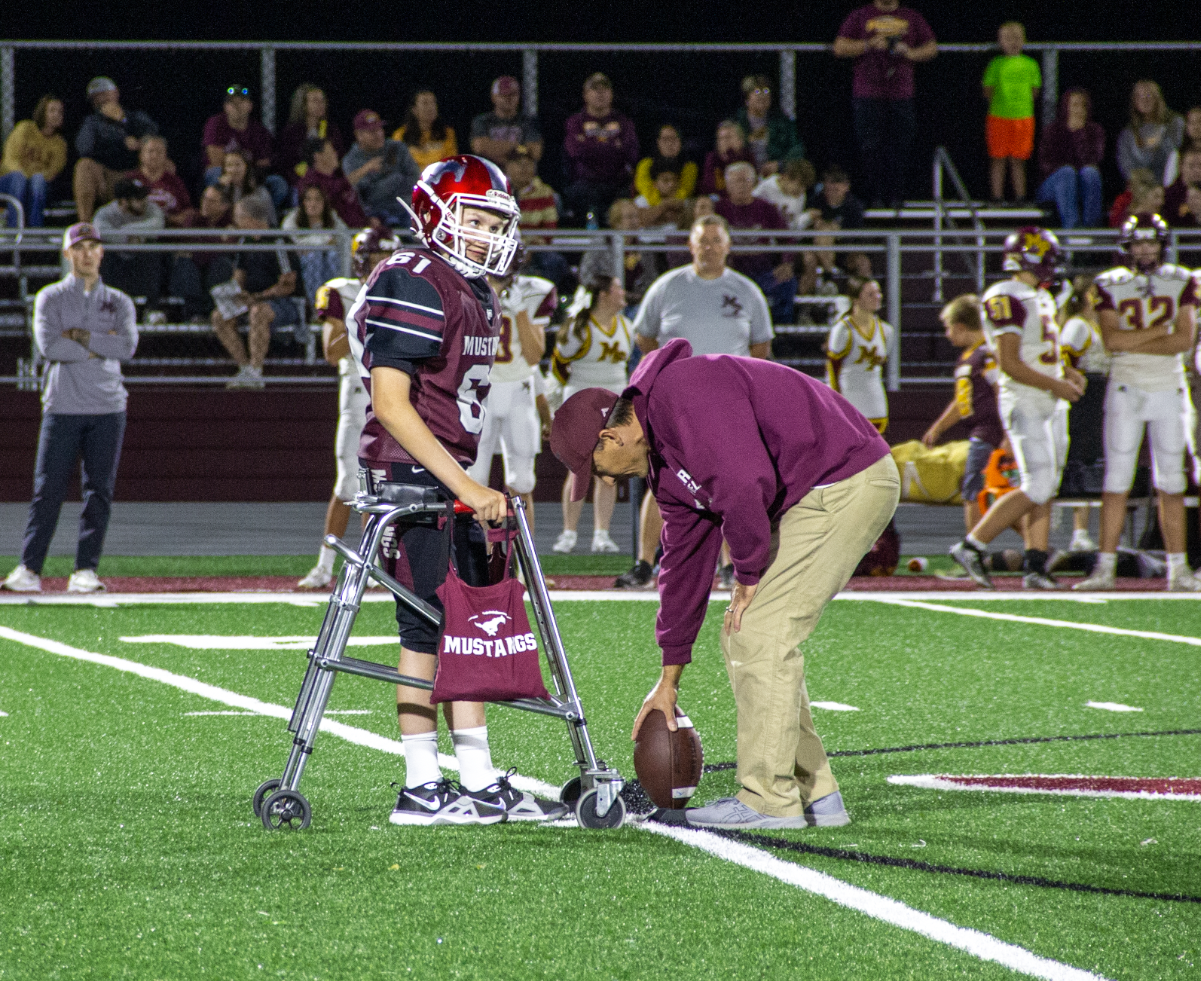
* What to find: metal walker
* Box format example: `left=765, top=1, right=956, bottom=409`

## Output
left=253, top=480, right=626, bottom=830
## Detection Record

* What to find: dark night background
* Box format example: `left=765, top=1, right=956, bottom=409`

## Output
left=3, top=2, right=1198, bottom=208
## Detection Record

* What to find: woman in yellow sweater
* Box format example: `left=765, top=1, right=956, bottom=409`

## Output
left=391, top=90, right=457, bottom=171
left=1, top=95, right=67, bottom=227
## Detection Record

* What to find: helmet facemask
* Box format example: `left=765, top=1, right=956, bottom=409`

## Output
left=422, top=183, right=520, bottom=279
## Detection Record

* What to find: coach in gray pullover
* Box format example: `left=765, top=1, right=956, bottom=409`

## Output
left=1, top=222, right=138, bottom=595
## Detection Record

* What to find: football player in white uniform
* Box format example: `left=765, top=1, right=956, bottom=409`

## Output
left=1074, top=213, right=1201, bottom=591
left=950, top=227, right=1085, bottom=588
left=298, top=228, right=400, bottom=589
left=467, top=267, right=556, bottom=525
left=825, top=276, right=894, bottom=433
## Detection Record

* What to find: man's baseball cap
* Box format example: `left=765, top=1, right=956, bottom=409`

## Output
left=492, top=75, right=520, bottom=97
left=584, top=72, right=612, bottom=90
left=113, top=177, right=149, bottom=200
left=353, top=109, right=384, bottom=132
left=549, top=388, right=620, bottom=502
left=86, top=76, right=117, bottom=99
left=224, top=84, right=252, bottom=101
left=62, top=222, right=102, bottom=250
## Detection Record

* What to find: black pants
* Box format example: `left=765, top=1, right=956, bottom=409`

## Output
left=853, top=97, right=916, bottom=206
left=170, top=255, right=235, bottom=319
left=21, top=412, right=126, bottom=574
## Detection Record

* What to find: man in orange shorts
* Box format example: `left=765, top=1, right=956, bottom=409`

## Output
left=983, top=21, right=1040, bottom=203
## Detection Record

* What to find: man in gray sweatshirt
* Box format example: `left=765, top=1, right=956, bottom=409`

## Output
left=2, top=223, right=139, bottom=594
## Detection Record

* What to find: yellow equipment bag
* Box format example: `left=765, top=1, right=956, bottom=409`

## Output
left=890, top=440, right=969, bottom=505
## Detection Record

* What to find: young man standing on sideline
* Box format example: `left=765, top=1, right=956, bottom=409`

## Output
left=3, top=223, right=138, bottom=594
left=550, top=338, right=899, bottom=828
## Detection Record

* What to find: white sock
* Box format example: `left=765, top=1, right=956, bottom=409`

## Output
left=1093, top=552, right=1117, bottom=577
left=401, top=730, right=442, bottom=788
left=1167, top=553, right=1190, bottom=579
left=316, top=544, right=336, bottom=573
left=451, top=725, right=494, bottom=791
left=965, top=533, right=987, bottom=552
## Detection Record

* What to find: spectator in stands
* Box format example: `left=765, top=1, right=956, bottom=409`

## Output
left=699, top=120, right=754, bottom=197
left=297, top=137, right=368, bottom=228
left=982, top=22, right=1040, bottom=204
left=799, top=165, right=871, bottom=295
left=169, top=183, right=235, bottom=321
left=1117, top=80, right=1183, bottom=184
left=130, top=136, right=194, bottom=228
left=607, top=198, right=662, bottom=305
left=202, top=85, right=273, bottom=182
left=470, top=75, right=542, bottom=165
left=1164, top=107, right=1201, bottom=186
left=93, top=178, right=165, bottom=303
left=633, top=162, right=688, bottom=230
left=282, top=183, right=348, bottom=307
left=716, top=161, right=793, bottom=324
left=392, top=89, right=457, bottom=171
left=1, top=223, right=138, bottom=595
left=211, top=196, right=300, bottom=389
left=1108, top=168, right=1163, bottom=228
left=753, top=157, right=817, bottom=230
left=735, top=74, right=805, bottom=176
left=562, top=73, right=639, bottom=227
left=0, top=94, right=65, bottom=228
left=342, top=109, right=419, bottom=226
left=1035, top=88, right=1105, bottom=229
left=833, top=0, right=937, bottom=207
left=634, top=124, right=697, bottom=205
left=73, top=77, right=160, bottom=222
left=277, top=84, right=346, bottom=184
left=219, top=149, right=278, bottom=226
left=505, top=146, right=569, bottom=290
left=1162, top=145, right=1201, bottom=227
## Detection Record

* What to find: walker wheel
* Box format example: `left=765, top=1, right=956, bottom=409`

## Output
left=576, top=788, right=625, bottom=829
left=261, top=789, right=312, bottom=830
left=559, top=776, right=583, bottom=804
left=252, top=779, right=282, bottom=818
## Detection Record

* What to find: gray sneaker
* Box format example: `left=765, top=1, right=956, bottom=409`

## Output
left=949, top=540, right=993, bottom=589
left=803, top=791, right=851, bottom=827
left=650, top=796, right=809, bottom=830
left=1022, top=571, right=1059, bottom=590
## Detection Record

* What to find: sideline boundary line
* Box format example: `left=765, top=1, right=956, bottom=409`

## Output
left=0, top=625, right=1110, bottom=981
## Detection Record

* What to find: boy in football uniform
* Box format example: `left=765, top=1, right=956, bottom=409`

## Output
left=1074, top=213, right=1201, bottom=591
left=299, top=228, right=400, bottom=589
left=347, top=155, right=567, bottom=825
left=949, top=227, right=1084, bottom=588
left=466, top=266, right=556, bottom=527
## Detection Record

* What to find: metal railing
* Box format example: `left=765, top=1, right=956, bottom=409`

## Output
left=3, top=39, right=1201, bottom=139
left=931, top=146, right=986, bottom=302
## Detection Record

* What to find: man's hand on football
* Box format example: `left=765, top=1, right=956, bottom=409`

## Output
left=632, top=664, right=683, bottom=739
left=724, top=580, right=757, bottom=633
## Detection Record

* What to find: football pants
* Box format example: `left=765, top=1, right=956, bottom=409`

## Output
left=1103, top=380, right=1198, bottom=495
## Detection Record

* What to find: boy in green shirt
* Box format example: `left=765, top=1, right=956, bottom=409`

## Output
left=982, top=22, right=1041, bottom=203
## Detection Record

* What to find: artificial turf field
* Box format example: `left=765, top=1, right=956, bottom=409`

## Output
left=0, top=586, right=1198, bottom=980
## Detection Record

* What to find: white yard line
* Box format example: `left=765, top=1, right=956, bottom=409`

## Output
left=869, top=597, right=1201, bottom=647
left=0, top=624, right=1113, bottom=981
left=888, top=774, right=1201, bottom=803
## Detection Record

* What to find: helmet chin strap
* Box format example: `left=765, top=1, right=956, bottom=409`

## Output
left=394, top=195, right=425, bottom=241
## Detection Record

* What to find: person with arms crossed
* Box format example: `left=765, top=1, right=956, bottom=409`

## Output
left=3, top=223, right=138, bottom=594
left=298, top=228, right=400, bottom=590
left=549, top=339, right=899, bottom=828
left=347, top=156, right=567, bottom=825
left=825, top=275, right=893, bottom=433
left=949, top=227, right=1084, bottom=589
left=1074, top=214, right=1201, bottom=591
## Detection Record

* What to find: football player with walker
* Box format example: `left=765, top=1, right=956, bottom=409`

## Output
left=950, top=227, right=1085, bottom=589
left=550, top=339, right=899, bottom=829
left=1074, top=213, right=1201, bottom=591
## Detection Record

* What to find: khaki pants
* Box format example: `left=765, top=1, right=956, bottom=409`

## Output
left=719, top=454, right=900, bottom=817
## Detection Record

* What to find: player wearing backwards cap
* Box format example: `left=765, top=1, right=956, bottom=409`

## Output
left=1074, top=214, right=1201, bottom=591
left=549, top=339, right=899, bottom=829
left=298, top=228, right=400, bottom=589
left=949, top=227, right=1085, bottom=589
left=346, top=155, right=567, bottom=825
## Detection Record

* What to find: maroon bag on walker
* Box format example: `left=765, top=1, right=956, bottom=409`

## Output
left=430, top=539, right=550, bottom=704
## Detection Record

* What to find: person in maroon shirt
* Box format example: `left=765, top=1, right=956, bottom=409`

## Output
left=833, top=0, right=937, bottom=207
left=1163, top=145, right=1201, bottom=228
left=550, top=338, right=898, bottom=829
left=715, top=161, right=793, bottom=323
left=202, top=84, right=274, bottom=181
left=562, top=73, right=639, bottom=227
left=699, top=119, right=755, bottom=197
left=276, top=84, right=346, bottom=186
left=127, top=136, right=194, bottom=227
left=1035, top=89, right=1106, bottom=228
left=296, top=137, right=368, bottom=228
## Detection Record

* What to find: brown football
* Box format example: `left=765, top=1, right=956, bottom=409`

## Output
left=633, top=707, right=704, bottom=809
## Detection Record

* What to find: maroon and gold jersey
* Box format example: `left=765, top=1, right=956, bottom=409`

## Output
left=954, top=341, right=1004, bottom=446
left=348, top=248, right=501, bottom=466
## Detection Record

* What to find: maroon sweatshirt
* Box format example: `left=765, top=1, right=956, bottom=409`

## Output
left=624, top=339, right=889, bottom=665
left=1037, top=89, right=1105, bottom=179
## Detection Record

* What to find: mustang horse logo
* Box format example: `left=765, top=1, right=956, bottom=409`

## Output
left=470, top=611, right=511, bottom=637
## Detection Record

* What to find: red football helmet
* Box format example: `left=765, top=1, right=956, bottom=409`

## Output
left=407, top=155, right=520, bottom=278
left=351, top=227, right=401, bottom=279
left=1118, top=212, right=1169, bottom=272
left=1001, top=226, right=1063, bottom=284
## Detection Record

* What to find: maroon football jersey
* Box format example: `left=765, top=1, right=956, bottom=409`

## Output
left=349, top=248, right=501, bottom=466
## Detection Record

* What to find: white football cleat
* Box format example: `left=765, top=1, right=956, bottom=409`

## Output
left=297, top=566, right=333, bottom=589
left=2, top=564, right=41, bottom=592
left=552, top=529, right=577, bottom=554
left=1072, top=568, right=1115, bottom=591
left=591, top=529, right=620, bottom=554
left=1069, top=530, right=1097, bottom=552
left=67, top=569, right=106, bottom=593
left=1167, top=572, right=1201, bottom=592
